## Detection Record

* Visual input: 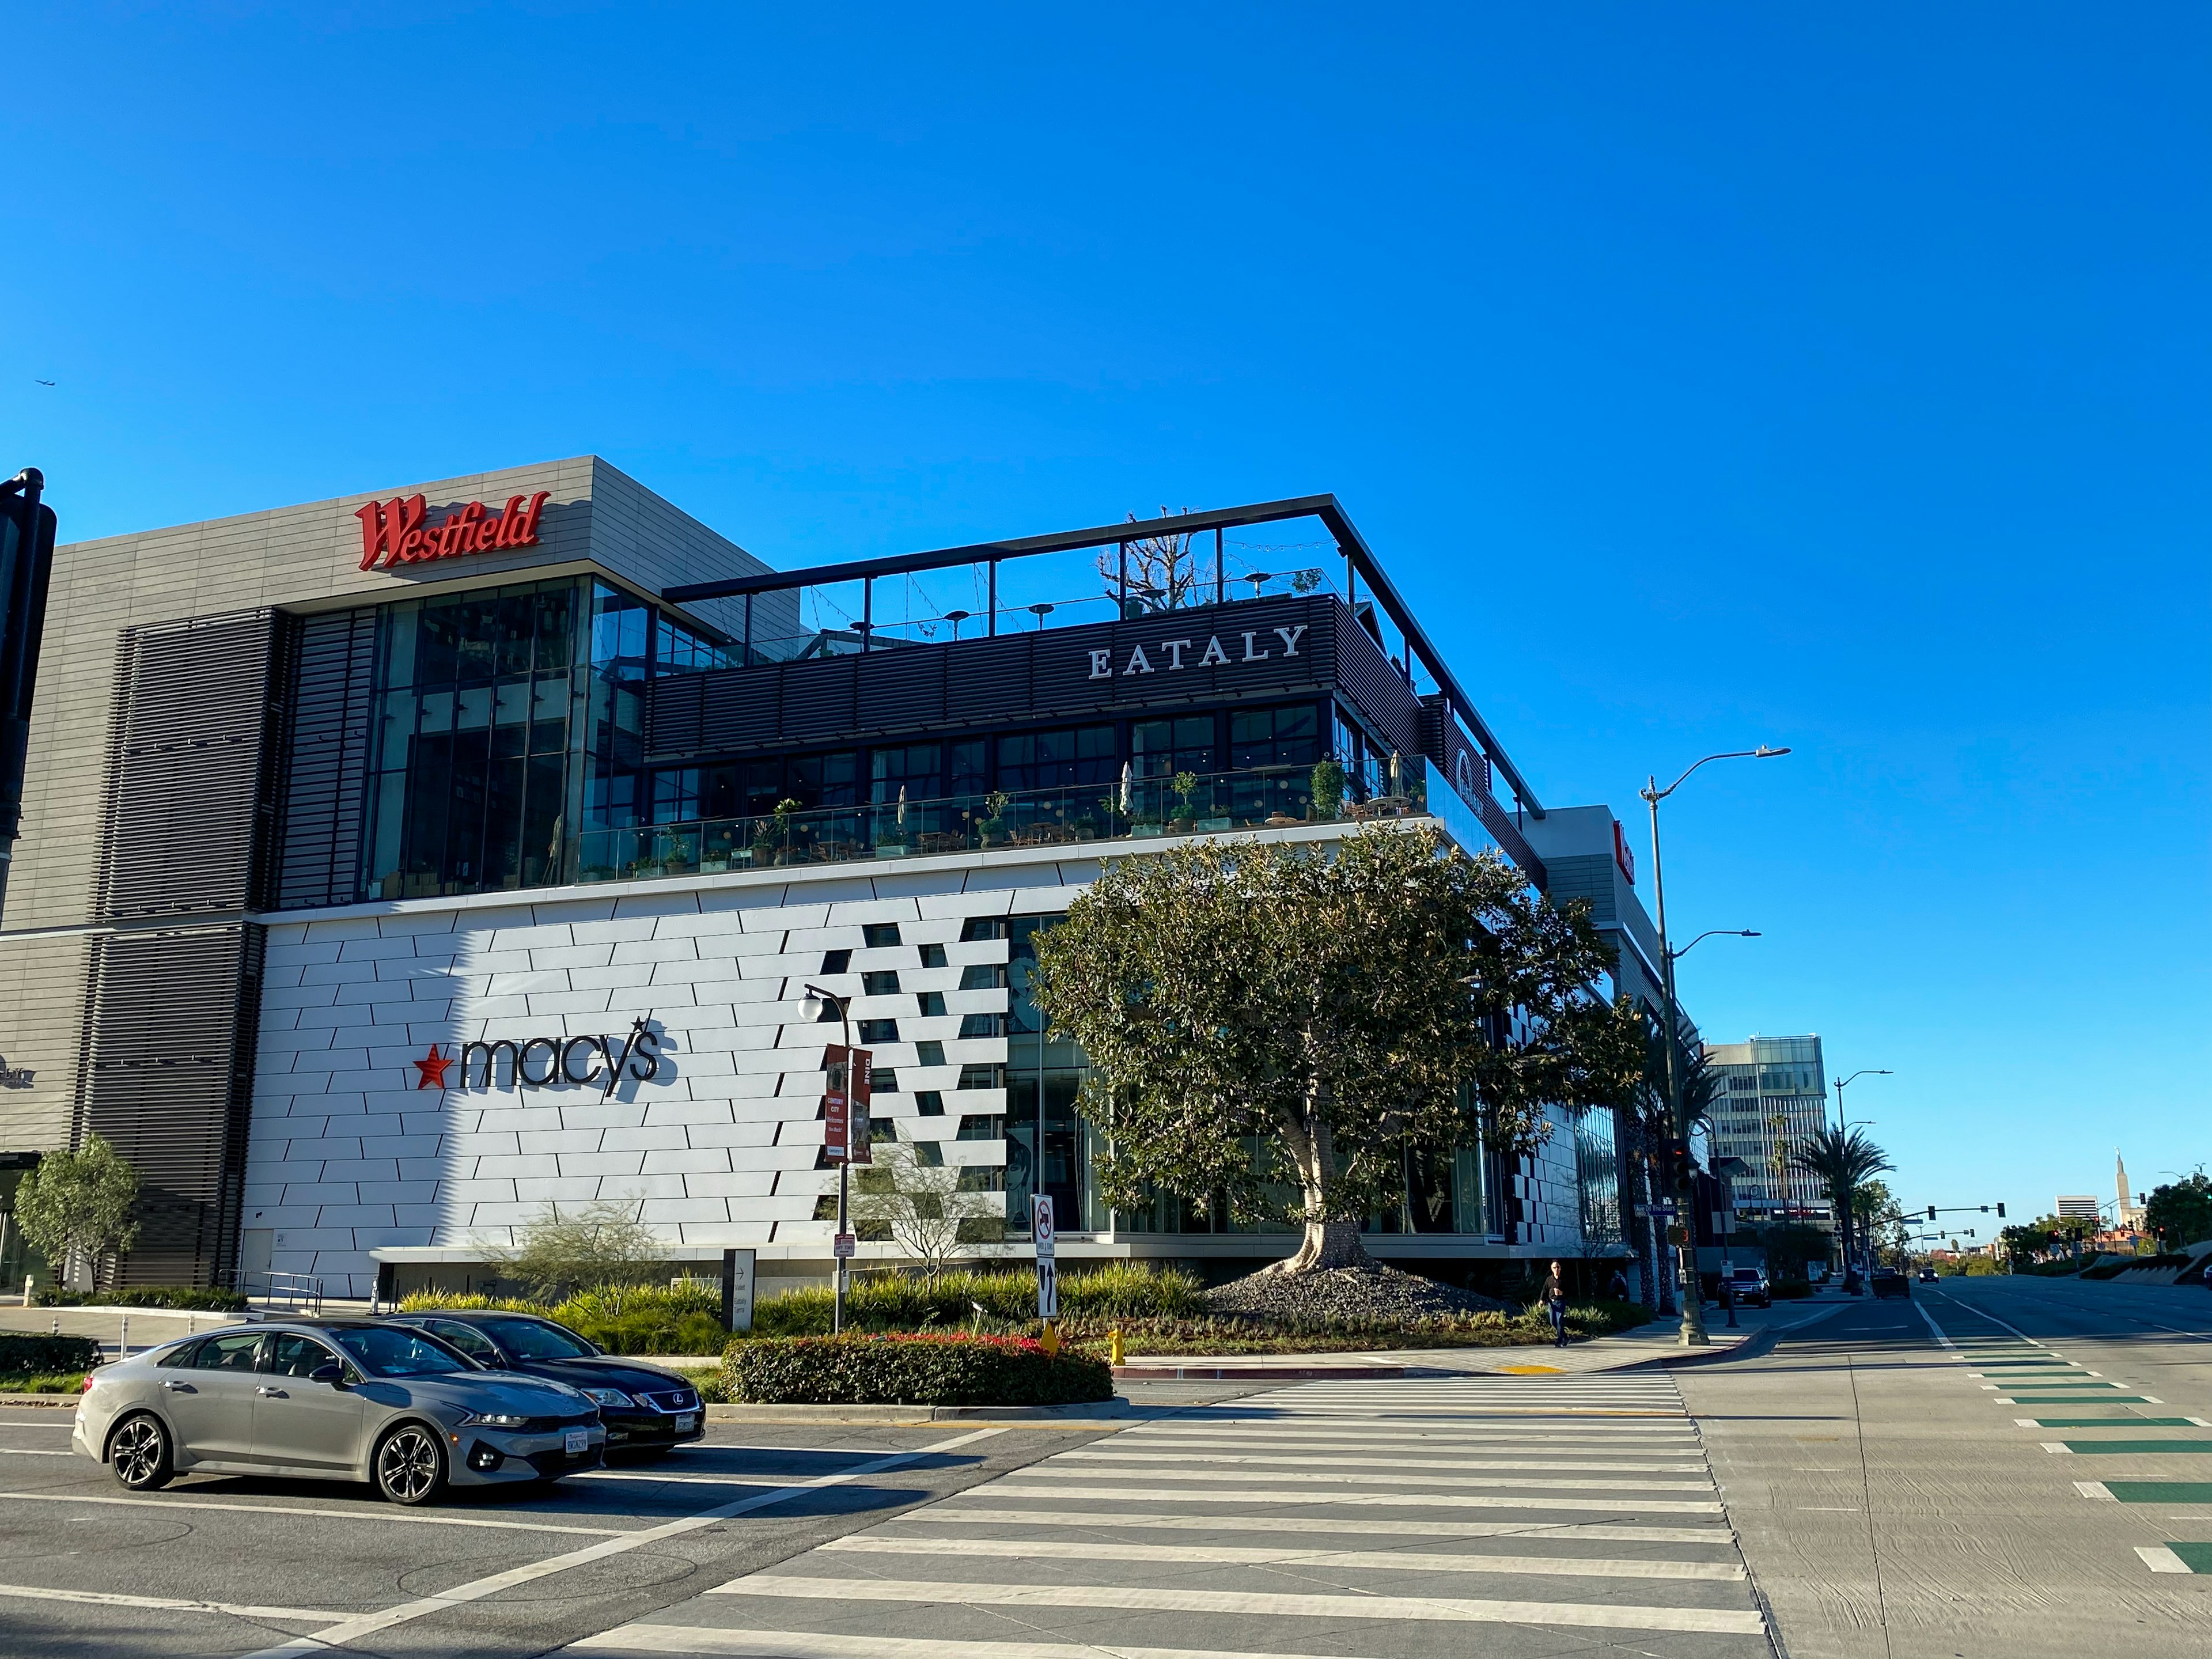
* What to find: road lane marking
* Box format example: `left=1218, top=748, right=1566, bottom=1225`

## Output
left=887, top=1510, right=1734, bottom=1544
left=995, top=1478, right=1716, bottom=1504
left=950, top=1482, right=1724, bottom=1514
left=2044, top=1440, right=2212, bottom=1455
left=574, top=1630, right=1545, bottom=1658
left=818, top=1533, right=1748, bottom=1580
left=2137, top=1545, right=2193, bottom=1573
left=2074, top=1479, right=2212, bottom=1503
left=0, top=1582, right=347, bottom=1622
left=1057, top=1450, right=1713, bottom=1474
left=704, top=1572, right=1770, bottom=1636
left=0, top=1447, right=76, bottom=1457
left=2016, top=1418, right=2208, bottom=1429
left=233, top=1426, right=1006, bottom=1659
left=0, top=1488, right=627, bottom=1536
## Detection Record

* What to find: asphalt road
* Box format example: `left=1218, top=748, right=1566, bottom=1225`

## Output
left=0, top=1411, right=1115, bottom=1658
left=1675, top=1274, right=2212, bottom=1658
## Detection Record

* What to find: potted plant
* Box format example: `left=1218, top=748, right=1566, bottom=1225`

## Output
left=979, top=791, right=1011, bottom=847
left=1167, top=770, right=1199, bottom=834
left=769, top=798, right=803, bottom=865
left=1310, top=757, right=1346, bottom=820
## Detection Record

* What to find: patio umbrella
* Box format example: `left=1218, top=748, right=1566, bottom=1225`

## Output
left=897, top=785, right=907, bottom=828
left=1389, top=750, right=1403, bottom=793
left=1119, top=762, right=1132, bottom=814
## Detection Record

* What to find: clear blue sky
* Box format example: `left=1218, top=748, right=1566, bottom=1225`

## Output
left=7, top=5, right=2206, bottom=1229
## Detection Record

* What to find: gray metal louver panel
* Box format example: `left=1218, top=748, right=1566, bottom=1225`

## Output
left=275, top=607, right=376, bottom=908
left=97, top=611, right=285, bottom=921
left=77, top=923, right=265, bottom=1288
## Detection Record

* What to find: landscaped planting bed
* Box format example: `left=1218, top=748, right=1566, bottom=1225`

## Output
left=724, top=1332, right=1114, bottom=1406
left=396, top=1285, right=728, bottom=1355
left=0, top=1334, right=101, bottom=1376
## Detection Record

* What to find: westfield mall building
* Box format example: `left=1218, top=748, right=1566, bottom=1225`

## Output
left=0, top=459, right=1665, bottom=1299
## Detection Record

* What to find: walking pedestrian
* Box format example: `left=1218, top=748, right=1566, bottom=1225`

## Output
left=1544, top=1259, right=1569, bottom=1347
left=1607, top=1267, right=1629, bottom=1303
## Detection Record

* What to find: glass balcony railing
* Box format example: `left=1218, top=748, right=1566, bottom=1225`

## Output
left=576, top=764, right=1435, bottom=884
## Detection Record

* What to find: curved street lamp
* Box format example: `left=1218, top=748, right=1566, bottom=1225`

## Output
left=1641, top=745, right=1790, bottom=1347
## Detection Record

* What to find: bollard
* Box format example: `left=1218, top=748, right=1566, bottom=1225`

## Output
left=119, top=1315, right=129, bottom=1359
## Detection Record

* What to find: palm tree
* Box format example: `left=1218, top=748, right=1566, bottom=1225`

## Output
left=1789, top=1126, right=1895, bottom=1289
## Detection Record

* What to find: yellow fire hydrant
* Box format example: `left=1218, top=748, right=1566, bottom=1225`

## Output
left=1109, top=1327, right=1124, bottom=1367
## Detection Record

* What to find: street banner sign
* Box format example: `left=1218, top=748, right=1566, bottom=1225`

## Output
left=832, top=1233, right=857, bottom=1260
left=1031, top=1194, right=1057, bottom=1317
left=821, top=1045, right=874, bottom=1164
left=822, top=1043, right=849, bottom=1161
left=849, top=1047, right=873, bottom=1165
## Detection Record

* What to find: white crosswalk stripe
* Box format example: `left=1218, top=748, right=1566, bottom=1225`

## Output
left=568, top=1372, right=1771, bottom=1657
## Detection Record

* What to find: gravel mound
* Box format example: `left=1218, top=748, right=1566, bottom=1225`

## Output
left=1203, top=1263, right=1514, bottom=1321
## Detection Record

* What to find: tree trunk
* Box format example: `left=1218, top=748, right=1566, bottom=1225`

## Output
left=1270, top=1108, right=1376, bottom=1276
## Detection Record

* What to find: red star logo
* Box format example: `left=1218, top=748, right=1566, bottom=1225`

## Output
left=413, top=1045, right=454, bottom=1091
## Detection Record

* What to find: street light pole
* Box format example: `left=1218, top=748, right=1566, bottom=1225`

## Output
left=1641, top=745, right=1790, bottom=1348
left=802, top=983, right=853, bottom=1335
left=1831, top=1067, right=1891, bottom=1290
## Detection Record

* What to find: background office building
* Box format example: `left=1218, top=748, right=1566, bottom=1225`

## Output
left=1703, top=1035, right=1834, bottom=1224
left=0, top=459, right=1652, bottom=1298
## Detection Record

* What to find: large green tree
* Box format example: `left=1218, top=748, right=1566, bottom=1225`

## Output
left=2144, top=1173, right=2212, bottom=1252
left=1789, top=1125, right=1893, bottom=1284
left=12, top=1134, right=140, bottom=1287
left=1031, top=824, right=1647, bottom=1273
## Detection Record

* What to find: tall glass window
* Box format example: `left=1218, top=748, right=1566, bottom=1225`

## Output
left=1131, top=715, right=1216, bottom=779
left=363, top=579, right=578, bottom=900
left=364, top=578, right=729, bottom=899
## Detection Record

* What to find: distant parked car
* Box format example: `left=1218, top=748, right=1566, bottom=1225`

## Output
left=1722, top=1267, right=1771, bottom=1308
left=388, top=1310, right=704, bottom=1456
left=71, top=1320, right=604, bottom=1505
left=1871, top=1267, right=1911, bottom=1300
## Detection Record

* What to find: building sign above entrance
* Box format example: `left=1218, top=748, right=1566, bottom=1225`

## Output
left=354, top=490, right=549, bottom=571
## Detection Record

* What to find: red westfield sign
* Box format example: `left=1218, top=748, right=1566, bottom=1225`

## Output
left=354, top=490, right=549, bottom=571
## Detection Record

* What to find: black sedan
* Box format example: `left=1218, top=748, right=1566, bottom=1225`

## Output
left=388, top=1311, right=704, bottom=1455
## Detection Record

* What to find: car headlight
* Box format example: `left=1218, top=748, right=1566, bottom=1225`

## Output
left=581, top=1387, right=635, bottom=1409
left=461, top=1412, right=531, bottom=1429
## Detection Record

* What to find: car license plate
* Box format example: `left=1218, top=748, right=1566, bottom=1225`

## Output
left=565, top=1429, right=588, bottom=1455
left=675, top=1412, right=696, bottom=1433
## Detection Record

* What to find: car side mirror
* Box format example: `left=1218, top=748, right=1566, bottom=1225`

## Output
left=309, top=1363, right=345, bottom=1386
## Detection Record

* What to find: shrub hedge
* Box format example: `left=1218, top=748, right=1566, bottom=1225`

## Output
left=725, top=1332, right=1114, bottom=1406
left=396, top=1284, right=727, bottom=1355
left=34, top=1286, right=248, bottom=1312
left=752, top=1264, right=1203, bottom=1336
left=0, top=1334, right=101, bottom=1376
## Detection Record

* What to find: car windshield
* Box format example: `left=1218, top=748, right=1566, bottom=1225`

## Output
left=331, top=1326, right=473, bottom=1377
left=478, top=1317, right=596, bottom=1360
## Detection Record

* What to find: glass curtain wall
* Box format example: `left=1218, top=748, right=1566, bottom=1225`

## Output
left=363, top=578, right=727, bottom=900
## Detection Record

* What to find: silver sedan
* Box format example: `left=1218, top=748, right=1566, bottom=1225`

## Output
left=70, top=1319, right=607, bottom=1505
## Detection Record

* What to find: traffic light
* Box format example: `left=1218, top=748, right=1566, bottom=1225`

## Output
left=1926, top=1206, right=1937, bottom=1221
left=1997, top=1203, right=2006, bottom=1218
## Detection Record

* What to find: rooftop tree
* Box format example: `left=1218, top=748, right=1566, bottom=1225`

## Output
left=1031, top=823, right=1646, bottom=1274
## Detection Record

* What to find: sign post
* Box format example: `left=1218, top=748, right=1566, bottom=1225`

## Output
left=1031, top=1194, right=1058, bottom=1343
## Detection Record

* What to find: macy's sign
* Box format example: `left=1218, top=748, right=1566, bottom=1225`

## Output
left=355, top=490, right=550, bottom=571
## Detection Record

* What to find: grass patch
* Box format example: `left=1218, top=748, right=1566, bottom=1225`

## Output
left=0, top=1372, right=89, bottom=1394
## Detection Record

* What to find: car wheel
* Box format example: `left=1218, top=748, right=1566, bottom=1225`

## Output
left=108, top=1414, right=173, bottom=1491
left=374, top=1423, right=447, bottom=1506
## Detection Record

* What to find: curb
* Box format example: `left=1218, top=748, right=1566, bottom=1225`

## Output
left=0, top=1393, right=78, bottom=1408
left=1111, top=1363, right=1406, bottom=1381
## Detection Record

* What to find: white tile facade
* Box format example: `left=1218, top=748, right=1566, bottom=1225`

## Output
left=244, top=855, right=1097, bottom=1298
